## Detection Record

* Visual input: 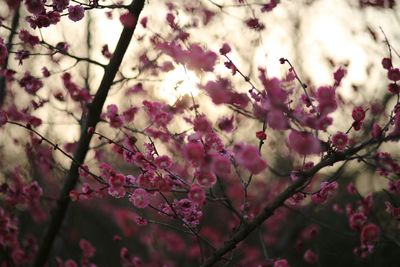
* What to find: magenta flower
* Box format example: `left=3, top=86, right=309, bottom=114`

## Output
left=288, top=131, right=321, bottom=155
left=234, top=143, right=267, bottom=175
left=188, top=184, right=206, bottom=205
left=361, top=223, right=380, bottom=245
left=332, top=131, right=348, bottom=151
left=130, top=188, right=150, bottom=209
left=68, top=5, right=85, bottom=22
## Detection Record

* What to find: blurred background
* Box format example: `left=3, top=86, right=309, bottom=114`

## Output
left=0, top=0, right=400, bottom=266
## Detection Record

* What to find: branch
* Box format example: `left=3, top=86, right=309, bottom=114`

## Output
left=32, top=1, right=146, bottom=266
left=201, top=134, right=399, bottom=266
left=0, top=4, right=20, bottom=106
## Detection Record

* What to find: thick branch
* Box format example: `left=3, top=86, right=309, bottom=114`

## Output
left=201, top=135, right=399, bottom=266
left=32, top=1, right=145, bottom=266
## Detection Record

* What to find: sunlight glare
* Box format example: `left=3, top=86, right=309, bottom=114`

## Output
left=158, top=66, right=200, bottom=104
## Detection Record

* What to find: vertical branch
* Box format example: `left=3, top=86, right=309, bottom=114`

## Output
left=32, top=1, right=146, bottom=266
left=84, top=11, right=93, bottom=90
left=0, top=4, right=20, bottom=106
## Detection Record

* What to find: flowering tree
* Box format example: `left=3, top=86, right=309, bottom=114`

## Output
left=0, top=0, right=400, bottom=266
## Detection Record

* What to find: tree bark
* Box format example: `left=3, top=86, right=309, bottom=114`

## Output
left=32, top=1, right=145, bottom=266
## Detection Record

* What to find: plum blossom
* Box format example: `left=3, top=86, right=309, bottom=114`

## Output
left=130, top=188, right=150, bottom=209
left=352, top=106, right=366, bottom=122
left=106, top=104, right=124, bottom=128
left=382, top=57, right=392, bottom=70
left=311, top=181, right=338, bottom=204
left=25, top=0, right=46, bottom=15
left=333, top=66, right=347, bottom=86
left=79, top=239, right=96, bottom=258
left=210, top=153, right=231, bottom=177
left=188, top=184, right=206, bottom=205
left=195, top=170, right=216, bottom=188
left=233, top=143, right=267, bottom=174
left=68, top=5, right=85, bottom=22
left=19, top=72, right=43, bottom=95
left=288, top=131, right=321, bottom=155
left=120, top=12, right=136, bottom=28
left=154, top=155, right=172, bottom=169
left=184, top=141, right=205, bottom=165
left=332, top=131, right=348, bottom=151
left=219, top=43, right=231, bottom=55
left=18, top=30, right=40, bottom=47
left=108, top=173, right=126, bottom=198
left=157, top=42, right=217, bottom=72
left=304, top=249, right=318, bottom=264
left=274, top=259, right=290, bottom=267
left=53, top=0, right=69, bottom=12
left=349, top=212, right=367, bottom=230
left=361, top=223, right=380, bottom=244
left=388, top=68, right=400, bottom=82
left=315, top=86, right=337, bottom=115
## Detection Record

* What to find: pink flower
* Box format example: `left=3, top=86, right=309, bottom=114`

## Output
left=388, top=68, right=400, bottom=81
left=18, top=30, right=40, bottom=47
left=352, top=106, right=366, bottom=122
left=311, top=181, right=338, bottom=204
left=333, top=67, right=347, bottom=86
left=256, top=131, right=267, bottom=140
left=361, top=223, right=380, bottom=244
left=140, top=17, right=148, bottom=28
left=25, top=0, right=46, bottom=15
left=261, top=0, right=278, bottom=12
left=142, top=100, right=172, bottom=127
left=157, top=42, right=217, bottom=72
left=120, top=12, right=136, bottom=28
left=219, top=43, right=231, bottom=55
left=108, top=173, right=126, bottom=198
left=349, top=212, right=367, bottom=230
left=381, top=57, right=392, bottom=70
left=245, top=18, right=265, bottom=31
left=218, top=116, right=235, bottom=132
left=130, top=188, right=150, bottom=209
left=304, top=249, right=318, bottom=264
left=19, top=72, right=43, bottom=95
left=154, top=155, right=172, bottom=169
left=106, top=104, right=124, bottom=128
left=184, top=141, right=205, bottom=165
left=23, top=181, right=43, bottom=200
left=195, top=170, right=216, bottom=188
left=188, top=184, right=206, bottom=205
left=53, top=0, right=69, bottom=12
left=267, top=109, right=288, bottom=130
left=64, top=259, right=78, bottom=267
left=203, top=78, right=232, bottom=105
left=79, top=239, right=96, bottom=258
left=274, top=259, right=290, bottom=267
left=184, top=44, right=217, bottom=72
left=372, top=123, right=382, bottom=138
left=210, top=154, right=231, bottom=177
left=315, top=86, right=337, bottom=115
left=288, top=131, right=321, bottom=155
left=332, top=131, right=348, bottom=151
left=68, top=5, right=85, bottom=22
left=233, top=143, right=267, bottom=174
left=388, top=83, right=400, bottom=94
left=385, top=201, right=400, bottom=218
left=193, top=115, right=213, bottom=133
